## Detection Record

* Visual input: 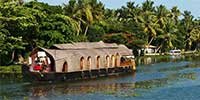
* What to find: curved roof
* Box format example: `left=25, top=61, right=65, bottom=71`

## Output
left=51, top=41, right=118, bottom=50
left=35, top=41, right=133, bottom=61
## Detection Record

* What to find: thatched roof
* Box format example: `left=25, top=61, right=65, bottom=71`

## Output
left=36, top=41, right=132, bottom=61
left=51, top=41, right=118, bottom=50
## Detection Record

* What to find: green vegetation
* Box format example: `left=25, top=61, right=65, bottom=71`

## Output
left=0, top=65, right=21, bottom=73
left=0, top=0, right=199, bottom=66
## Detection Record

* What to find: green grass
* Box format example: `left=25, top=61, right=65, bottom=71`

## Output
left=0, top=65, right=21, bottom=73
left=104, top=90, right=116, bottom=95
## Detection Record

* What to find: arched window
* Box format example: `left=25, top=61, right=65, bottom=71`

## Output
left=96, top=56, right=100, bottom=68
left=115, top=53, right=120, bottom=67
left=111, top=55, right=115, bottom=67
left=62, top=61, right=68, bottom=72
left=120, top=57, right=126, bottom=66
left=105, top=55, right=110, bottom=68
left=87, top=56, right=92, bottom=70
left=80, top=57, right=84, bottom=70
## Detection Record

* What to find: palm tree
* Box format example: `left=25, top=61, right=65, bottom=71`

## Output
left=155, top=5, right=171, bottom=28
left=181, top=11, right=195, bottom=50
left=171, top=6, right=181, bottom=24
left=124, top=2, right=142, bottom=23
left=141, top=0, right=155, bottom=13
left=63, top=0, right=82, bottom=35
left=63, top=0, right=104, bottom=36
left=139, top=0, right=159, bottom=46
left=139, top=14, right=159, bottom=46
left=185, top=25, right=200, bottom=50
left=116, top=2, right=139, bottom=22
left=156, top=19, right=178, bottom=52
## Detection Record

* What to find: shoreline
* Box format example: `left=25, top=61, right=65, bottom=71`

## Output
left=0, top=51, right=199, bottom=74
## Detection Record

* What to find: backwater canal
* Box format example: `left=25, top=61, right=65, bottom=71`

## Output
left=0, top=55, right=200, bottom=100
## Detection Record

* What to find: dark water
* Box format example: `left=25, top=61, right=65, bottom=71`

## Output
left=0, top=55, right=200, bottom=100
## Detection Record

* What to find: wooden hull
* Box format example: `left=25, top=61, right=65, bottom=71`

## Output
left=22, top=65, right=135, bottom=82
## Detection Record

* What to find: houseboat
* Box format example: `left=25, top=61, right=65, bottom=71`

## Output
left=139, top=45, right=159, bottom=56
left=168, top=49, right=181, bottom=56
left=22, top=41, right=136, bottom=81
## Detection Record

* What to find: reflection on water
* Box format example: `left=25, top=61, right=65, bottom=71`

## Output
left=0, top=55, right=200, bottom=100
left=29, top=82, right=136, bottom=97
left=25, top=73, right=138, bottom=100
left=136, top=55, right=187, bottom=65
left=0, top=73, right=23, bottom=89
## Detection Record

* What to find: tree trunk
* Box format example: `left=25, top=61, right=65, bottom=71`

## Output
left=148, top=37, right=154, bottom=46
left=84, top=25, right=89, bottom=36
left=155, top=44, right=162, bottom=53
left=8, top=50, right=15, bottom=65
left=76, top=21, right=81, bottom=36
left=155, top=40, right=166, bottom=53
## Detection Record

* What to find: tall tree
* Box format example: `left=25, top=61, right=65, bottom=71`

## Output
left=156, top=19, right=178, bottom=52
left=171, top=6, right=181, bottom=24
left=63, top=0, right=104, bottom=36
left=141, top=0, right=155, bottom=13
left=181, top=11, right=195, bottom=50
left=155, top=5, right=170, bottom=28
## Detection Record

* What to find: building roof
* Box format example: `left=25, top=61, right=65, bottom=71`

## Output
left=33, top=41, right=133, bottom=61
left=51, top=41, right=118, bottom=50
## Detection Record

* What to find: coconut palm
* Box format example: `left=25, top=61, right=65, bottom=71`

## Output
left=141, top=0, right=155, bottom=12
left=181, top=11, right=195, bottom=50
left=139, top=14, right=159, bottom=46
left=156, top=19, right=179, bottom=52
left=155, top=5, right=171, bottom=28
left=63, top=0, right=104, bottom=36
left=185, top=24, right=200, bottom=50
left=171, top=6, right=181, bottom=24
left=116, top=2, right=139, bottom=21
left=138, top=0, right=159, bottom=46
left=120, top=2, right=142, bottom=23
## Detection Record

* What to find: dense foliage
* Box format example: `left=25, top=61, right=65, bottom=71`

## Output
left=0, top=0, right=199, bottom=65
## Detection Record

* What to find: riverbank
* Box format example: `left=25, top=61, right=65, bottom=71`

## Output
left=1, top=55, right=200, bottom=100
left=0, top=65, right=21, bottom=74
left=0, top=51, right=199, bottom=74
left=181, top=50, right=200, bottom=55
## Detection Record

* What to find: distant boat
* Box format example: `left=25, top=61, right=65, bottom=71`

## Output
left=22, top=41, right=136, bottom=81
left=139, top=45, right=160, bottom=56
left=168, top=49, right=181, bottom=56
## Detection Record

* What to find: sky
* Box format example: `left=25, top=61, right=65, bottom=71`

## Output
left=37, top=0, right=200, bottom=18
